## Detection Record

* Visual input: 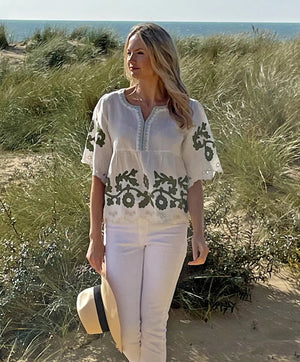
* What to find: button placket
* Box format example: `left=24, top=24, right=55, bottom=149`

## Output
left=135, top=108, right=143, bottom=150
left=142, top=109, right=156, bottom=150
left=138, top=107, right=158, bottom=150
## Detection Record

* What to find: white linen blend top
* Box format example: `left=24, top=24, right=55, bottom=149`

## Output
left=81, top=88, right=223, bottom=226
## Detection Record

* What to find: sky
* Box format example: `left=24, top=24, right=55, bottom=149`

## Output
left=0, top=0, right=300, bottom=22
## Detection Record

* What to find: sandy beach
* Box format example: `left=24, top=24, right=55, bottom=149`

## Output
left=43, top=267, right=299, bottom=362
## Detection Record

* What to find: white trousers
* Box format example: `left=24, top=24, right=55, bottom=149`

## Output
left=103, top=220, right=188, bottom=362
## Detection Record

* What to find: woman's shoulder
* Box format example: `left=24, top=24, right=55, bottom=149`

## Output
left=188, top=97, right=208, bottom=127
left=92, top=89, right=124, bottom=115
left=98, top=88, right=123, bottom=104
left=189, top=97, right=203, bottom=109
left=189, top=97, right=208, bottom=117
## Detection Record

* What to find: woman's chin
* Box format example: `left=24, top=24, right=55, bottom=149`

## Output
left=130, top=73, right=140, bottom=80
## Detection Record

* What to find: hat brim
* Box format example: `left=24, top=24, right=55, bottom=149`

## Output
left=76, top=268, right=122, bottom=352
left=101, top=274, right=122, bottom=352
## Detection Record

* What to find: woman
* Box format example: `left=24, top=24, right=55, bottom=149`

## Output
left=81, top=23, right=223, bottom=362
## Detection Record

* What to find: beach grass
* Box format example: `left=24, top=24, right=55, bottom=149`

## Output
left=70, top=26, right=121, bottom=53
left=0, top=27, right=299, bottom=360
left=0, top=24, right=9, bottom=50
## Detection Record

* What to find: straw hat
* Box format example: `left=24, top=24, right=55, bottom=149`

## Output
left=76, top=265, right=122, bottom=352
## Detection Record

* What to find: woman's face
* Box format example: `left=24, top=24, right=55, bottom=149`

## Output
left=126, top=34, right=157, bottom=80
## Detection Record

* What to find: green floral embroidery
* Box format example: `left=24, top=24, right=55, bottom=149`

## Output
left=95, top=127, right=105, bottom=147
left=143, top=174, right=149, bottom=189
left=192, top=122, right=215, bottom=161
left=152, top=171, right=188, bottom=211
left=85, top=121, right=95, bottom=151
left=105, top=169, right=189, bottom=212
left=106, top=169, right=143, bottom=207
left=86, top=134, right=94, bottom=151
left=155, top=195, right=168, bottom=209
left=122, top=192, right=135, bottom=208
left=85, top=126, right=105, bottom=150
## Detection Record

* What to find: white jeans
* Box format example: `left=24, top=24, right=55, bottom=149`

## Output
left=103, top=220, right=188, bottom=362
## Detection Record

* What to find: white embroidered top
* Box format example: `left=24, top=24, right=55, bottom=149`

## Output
left=81, top=88, right=223, bottom=225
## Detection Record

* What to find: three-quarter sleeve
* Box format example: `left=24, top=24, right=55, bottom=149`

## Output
left=81, top=95, right=112, bottom=184
left=182, top=100, right=223, bottom=188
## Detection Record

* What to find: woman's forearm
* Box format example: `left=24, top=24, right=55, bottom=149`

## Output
left=187, top=180, right=205, bottom=237
left=86, top=175, right=106, bottom=273
left=89, top=175, right=105, bottom=238
left=187, top=180, right=210, bottom=265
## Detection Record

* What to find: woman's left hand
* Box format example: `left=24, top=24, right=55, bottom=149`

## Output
left=188, top=234, right=210, bottom=266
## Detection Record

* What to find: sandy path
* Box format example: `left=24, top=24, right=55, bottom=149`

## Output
left=44, top=268, right=299, bottom=362
left=0, top=150, right=49, bottom=192
left=0, top=43, right=26, bottom=65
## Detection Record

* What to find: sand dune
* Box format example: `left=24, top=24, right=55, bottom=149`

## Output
left=0, top=42, right=26, bottom=65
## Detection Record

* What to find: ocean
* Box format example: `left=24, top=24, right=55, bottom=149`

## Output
left=1, top=19, right=300, bottom=43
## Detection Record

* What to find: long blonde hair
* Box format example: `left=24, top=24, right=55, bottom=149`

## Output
left=123, top=23, right=194, bottom=129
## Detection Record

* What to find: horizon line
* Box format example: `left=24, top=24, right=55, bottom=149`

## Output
left=1, top=18, right=300, bottom=24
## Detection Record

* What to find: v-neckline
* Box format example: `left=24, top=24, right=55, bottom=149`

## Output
left=120, top=88, right=167, bottom=122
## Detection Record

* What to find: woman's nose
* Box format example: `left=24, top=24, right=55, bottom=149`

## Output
left=128, top=53, right=135, bottom=62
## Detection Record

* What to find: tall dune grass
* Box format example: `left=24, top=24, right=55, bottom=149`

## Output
left=70, top=26, right=121, bottom=53
left=178, top=31, right=299, bottom=225
left=0, top=50, right=125, bottom=150
left=0, top=28, right=299, bottom=360
left=0, top=24, right=9, bottom=49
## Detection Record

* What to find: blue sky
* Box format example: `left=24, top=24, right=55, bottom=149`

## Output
left=0, top=0, right=300, bottom=22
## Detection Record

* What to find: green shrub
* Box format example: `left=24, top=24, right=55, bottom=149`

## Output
left=173, top=180, right=298, bottom=319
left=0, top=226, right=99, bottom=360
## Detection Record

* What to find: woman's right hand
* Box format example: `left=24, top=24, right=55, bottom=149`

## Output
left=86, top=232, right=105, bottom=274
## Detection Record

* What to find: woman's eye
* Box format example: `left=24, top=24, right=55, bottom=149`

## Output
left=127, top=51, right=143, bottom=55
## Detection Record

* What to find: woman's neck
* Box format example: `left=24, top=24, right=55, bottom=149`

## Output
left=132, top=81, right=168, bottom=107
